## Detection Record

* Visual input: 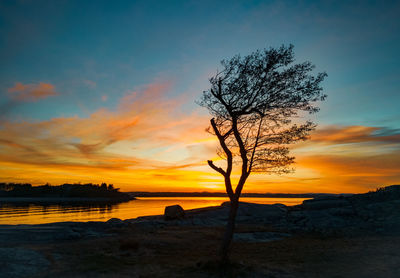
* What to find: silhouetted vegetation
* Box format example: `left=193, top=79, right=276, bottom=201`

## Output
left=351, top=184, right=400, bottom=203
left=198, top=44, right=327, bottom=262
left=0, top=182, right=133, bottom=201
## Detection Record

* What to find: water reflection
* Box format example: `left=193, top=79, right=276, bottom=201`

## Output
left=0, top=202, right=118, bottom=223
left=0, top=197, right=309, bottom=225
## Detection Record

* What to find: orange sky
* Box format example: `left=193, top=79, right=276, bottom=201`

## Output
left=1, top=82, right=399, bottom=194
left=1, top=1, right=400, bottom=194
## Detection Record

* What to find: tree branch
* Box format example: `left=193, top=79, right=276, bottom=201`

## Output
left=210, top=119, right=233, bottom=175
left=231, top=117, right=249, bottom=198
left=248, top=116, right=263, bottom=173
left=207, top=160, right=226, bottom=176
left=209, top=118, right=234, bottom=196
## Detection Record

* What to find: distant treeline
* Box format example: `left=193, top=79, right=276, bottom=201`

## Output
left=355, top=184, right=400, bottom=202
left=0, top=183, right=133, bottom=200
left=130, top=191, right=349, bottom=198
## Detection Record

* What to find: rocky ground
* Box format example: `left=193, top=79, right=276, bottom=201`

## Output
left=1, top=185, right=400, bottom=277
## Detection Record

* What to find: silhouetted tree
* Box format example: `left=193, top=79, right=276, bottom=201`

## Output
left=198, top=45, right=327, bottom=263
left=0, top=182, right=128, bottom=199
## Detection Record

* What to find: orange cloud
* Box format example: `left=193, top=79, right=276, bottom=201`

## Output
left=0, top=81, right=217, bottom=191
left=1, top=83, right=399, bottom=194
left=310, top=125, right=400, bottom=144
left=7, top=82, right=58, bottom=102
left=233, top=124, right=400, bottom=194
left=294, top=151, right=400, bottom=192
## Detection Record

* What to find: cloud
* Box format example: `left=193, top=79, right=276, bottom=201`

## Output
left=269, top=124, right=400, bottom=193
left=0, top=81, right=216, bottom=189
left=309, top=125, right=400, bottom=144
left=4, top=82, right=398, bottom=193
left=7, top=82, right=58, bottom=102
left=83, top=79, right=96, bottom=89
left=294, top=151, right=400, bottom=192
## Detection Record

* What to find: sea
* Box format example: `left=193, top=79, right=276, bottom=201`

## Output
left=0, top=197, right=309, bottom=225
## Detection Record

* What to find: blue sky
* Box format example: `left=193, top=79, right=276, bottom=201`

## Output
left=1, top=0, right=399, bottom=123
left=0, top=0, right=399, bottom=192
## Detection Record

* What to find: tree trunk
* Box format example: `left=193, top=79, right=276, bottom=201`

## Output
left=220, top=199, right=239, bottom=264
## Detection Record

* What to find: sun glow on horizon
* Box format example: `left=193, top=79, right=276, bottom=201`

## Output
left=1, top=1, right=399, bottom=194
left=0, top=83, right=399, bottom=194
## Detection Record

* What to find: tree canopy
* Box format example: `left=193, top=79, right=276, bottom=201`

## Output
left=199, top=44, right=327, bottom=201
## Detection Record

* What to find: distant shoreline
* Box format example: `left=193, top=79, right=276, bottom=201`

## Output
left=0, top=197, right=134, bottom=204
left=0, top=183, right=134, bottom=203
left=129, top=191, right=352, bottom=198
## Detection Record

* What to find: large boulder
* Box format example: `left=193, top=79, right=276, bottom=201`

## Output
left=164, top=205, right=185, bottom=220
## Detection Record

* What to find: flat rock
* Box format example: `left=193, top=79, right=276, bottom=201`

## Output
left=0, top=248, right=50, bottom=278
left=219, top=202, right=288, bottom=224
left=302, top=198, right=350, bottom=210
left=234, top=232, right=291, bottom=242
left=106, top=217, right=127, bottom=227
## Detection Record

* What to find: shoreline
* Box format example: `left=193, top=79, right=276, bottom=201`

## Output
left=0, top=197, right=309, bottom=225
left=130, top=191, right=350, bottom=198
left=0, top=197, right=135, bottom=204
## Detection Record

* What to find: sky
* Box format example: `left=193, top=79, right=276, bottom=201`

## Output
left=0, top=0, right=399, bottom=193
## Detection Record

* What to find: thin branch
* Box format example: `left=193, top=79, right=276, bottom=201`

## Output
left=248, top=116, right=263, bottom=173
left=207, top=160, right=226, bottom=176
left=209, top=118, right=234, bottom=195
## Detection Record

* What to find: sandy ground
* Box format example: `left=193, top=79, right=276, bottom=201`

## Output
left=2, top=222, right=399, bottom=278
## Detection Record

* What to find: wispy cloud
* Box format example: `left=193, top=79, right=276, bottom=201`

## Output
left=7, top=82, right=58, bottom=102
left=310, top=125, right=400, bottom=144
left=0, top=81, right=215, bottom=189
left=1, top=83, right=399, bottom=193
left=83, top=79, right=96, bottom=89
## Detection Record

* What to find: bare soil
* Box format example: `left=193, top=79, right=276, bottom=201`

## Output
left=13, top=223, right=400, bottom=278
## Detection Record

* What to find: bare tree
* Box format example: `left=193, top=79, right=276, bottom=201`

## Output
left=198, top=45, right=327, bottom=263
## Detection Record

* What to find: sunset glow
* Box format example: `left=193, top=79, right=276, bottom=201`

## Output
left=1, top=1, right=399, bottom=193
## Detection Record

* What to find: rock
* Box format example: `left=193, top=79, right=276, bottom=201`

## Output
left=302, top=198, right=350, bottom=210
left=221, top=201, right=231, bottom=207
left=0, top=248, right=50, bottom=278
left=236, top=203, right=287, bottom=225
left=106, top=218, right=126, bottom=227
left=191, top=218, right=204, bottom=226
left=326, top=207, right=355, bottom=217
left=54, top=228, right=82, bottom=240
left=134, top=185, right=400, bottom=235
left=287, top=210, right=337, bottom=233
left=107, top=217, right=124, bottom=224
left=186, top=202, right=289, bottom=226
left=164, top=205, right=185, bottom=220
left=234, top=232, right=291, bottom=243
left=83, top=230, right=104, bottom=238
left=129, top=219, right=166, bottom=231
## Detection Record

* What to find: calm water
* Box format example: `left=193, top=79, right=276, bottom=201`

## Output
left=0, top=197, right=309, bottom=225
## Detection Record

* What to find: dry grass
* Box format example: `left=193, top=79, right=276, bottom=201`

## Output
left=22, top=224, right=400, bottom=277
